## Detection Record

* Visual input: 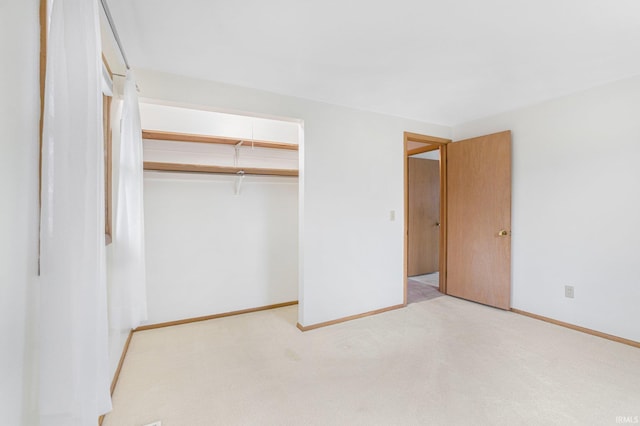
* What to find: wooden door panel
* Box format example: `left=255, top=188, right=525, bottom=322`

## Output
left=446, top=131, right=511, bottom=309
left=408, top=158, right=440, bottom=276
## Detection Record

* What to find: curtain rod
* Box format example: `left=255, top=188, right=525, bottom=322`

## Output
left=99, top=0, right=130, bottom=70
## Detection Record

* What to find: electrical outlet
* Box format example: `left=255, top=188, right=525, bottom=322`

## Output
left=390, top=210, right=396, bottom=221
left=565, top=285, right=575, bottom=299
left=142, top=422, right=161, bottom=426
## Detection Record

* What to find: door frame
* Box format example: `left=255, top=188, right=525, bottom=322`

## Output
left=403, top=132, right=451, bottom=305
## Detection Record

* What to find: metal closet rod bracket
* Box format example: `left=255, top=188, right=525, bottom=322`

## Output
left=234, top=141, right=243, bottom=166
left=235, top=170, right=245, bottom=196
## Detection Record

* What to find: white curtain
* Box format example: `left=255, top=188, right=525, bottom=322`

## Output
left=109, top=70, right=148, bottom=330
left=39, top=0, right=112, bottom=424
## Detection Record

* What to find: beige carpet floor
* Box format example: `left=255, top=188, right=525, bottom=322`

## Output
left=408, top=272, right=442, bottom=304
left=103, top=296, right=640, bottom=426
left=408, top=272, right=440, bottom=288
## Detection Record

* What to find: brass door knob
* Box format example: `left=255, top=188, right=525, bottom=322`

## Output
left=498, top=230, right=509, bottom=236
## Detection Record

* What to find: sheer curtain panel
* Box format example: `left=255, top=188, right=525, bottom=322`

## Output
left=110, top=70, right=148, bottom=330
left=39, top=0, right=112, bottom=424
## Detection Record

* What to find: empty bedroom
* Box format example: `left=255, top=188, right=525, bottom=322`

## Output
left=2, top=0, right=640, bottom=425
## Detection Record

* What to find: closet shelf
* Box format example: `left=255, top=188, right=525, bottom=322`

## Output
left=142, top=130, right=299, bottom=151
left=143, top=162, right=299, bottom=177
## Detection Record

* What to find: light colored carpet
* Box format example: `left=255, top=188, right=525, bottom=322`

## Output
left=409, top=272, right=439, bottom=287
left=103, top=297, right=640, bottom=426
left=407, top=278, right=443, bottom=304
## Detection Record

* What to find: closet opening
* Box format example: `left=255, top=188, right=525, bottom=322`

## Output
left=138, top=102, right=301, bottom=326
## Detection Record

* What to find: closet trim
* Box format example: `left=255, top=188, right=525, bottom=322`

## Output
left=136, top=301, right=299, bottom=331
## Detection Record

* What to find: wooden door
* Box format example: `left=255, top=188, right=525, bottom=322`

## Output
left=408, top=157, right=440, bottom=276
left=446, top=131, right=511, bottom=309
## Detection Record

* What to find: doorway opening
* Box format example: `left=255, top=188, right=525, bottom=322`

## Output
left=403, top=132, right=451, bottom=305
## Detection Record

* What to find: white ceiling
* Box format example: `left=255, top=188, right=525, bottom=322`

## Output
left=107, top=0, right=640, bottom=126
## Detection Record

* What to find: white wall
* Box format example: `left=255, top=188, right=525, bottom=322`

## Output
left=143, top=140, right=299, bottom=170
left=135, top=69, right=451, bottom=326
left=454, top=75, right=640, bottom=342
left=140, top=102, right=299, bottom=145
left=0, top=0, right=40, bottom=424
left=143, top=172, right=298, bottom=323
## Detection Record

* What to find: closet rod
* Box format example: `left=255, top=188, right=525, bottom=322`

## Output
left=143, top=162, right=299, bottom=177
left=99, top=0, right=131, bottom=70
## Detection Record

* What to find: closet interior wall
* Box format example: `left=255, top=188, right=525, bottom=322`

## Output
left=140, top=102, right=300, bottom=324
